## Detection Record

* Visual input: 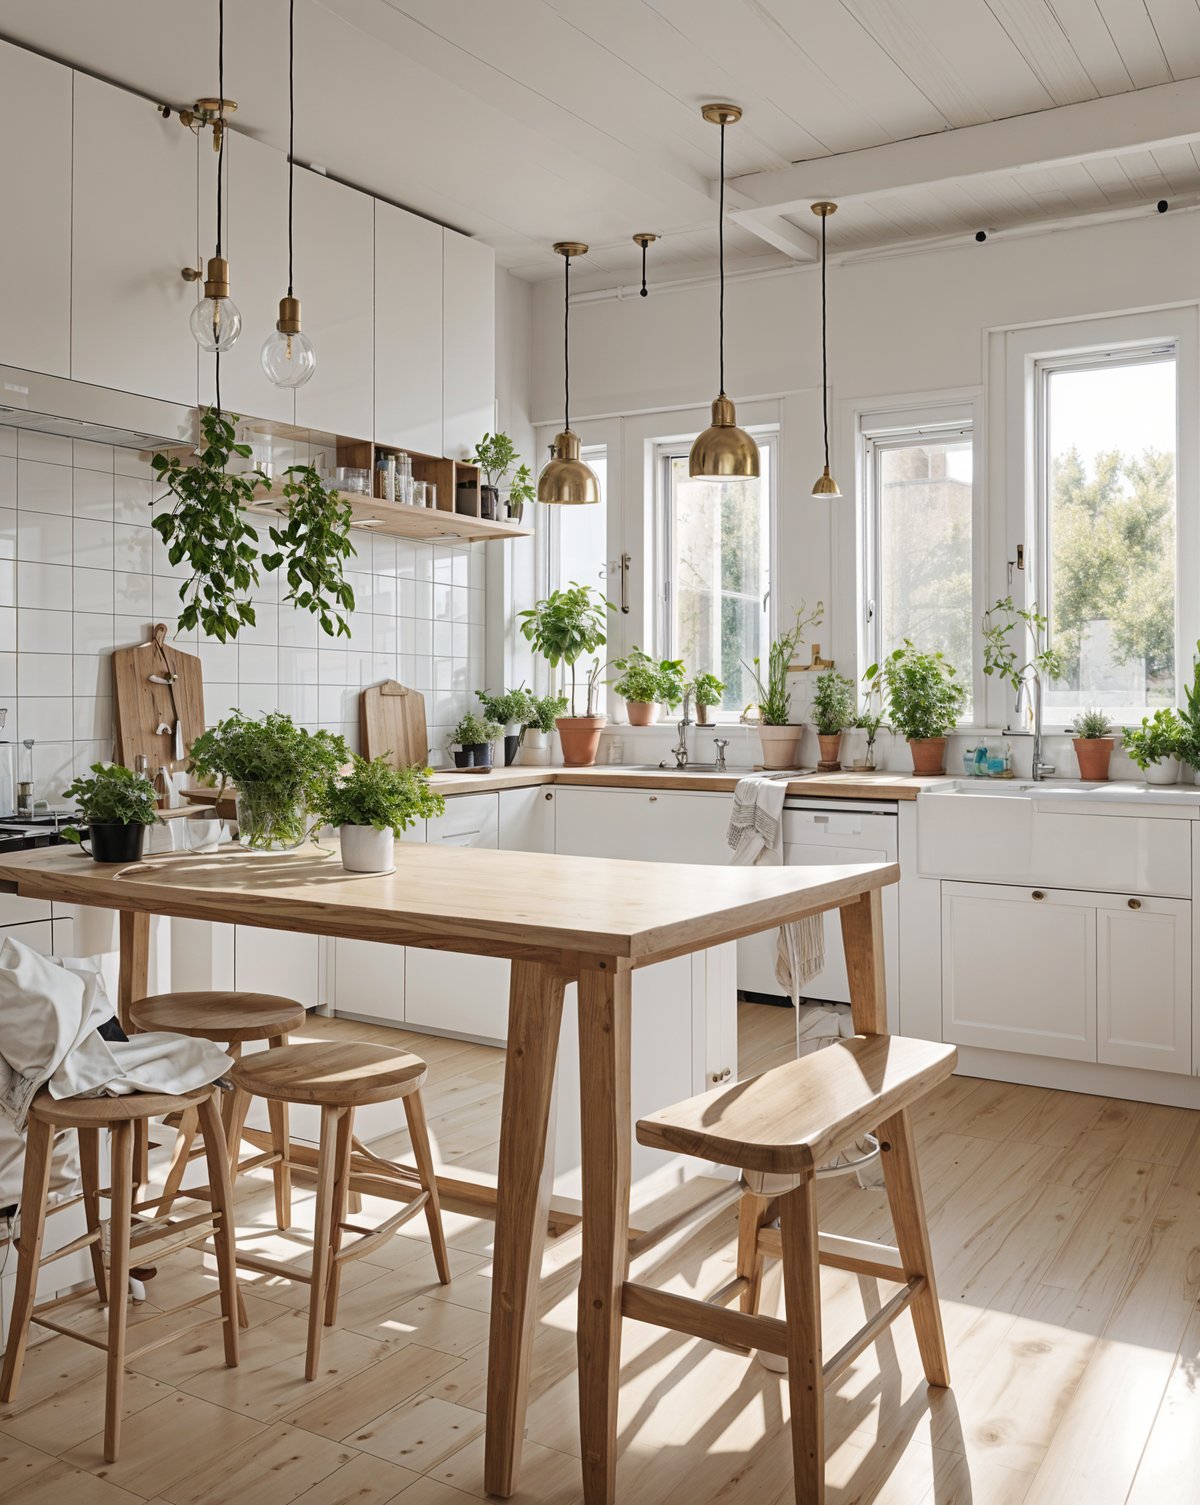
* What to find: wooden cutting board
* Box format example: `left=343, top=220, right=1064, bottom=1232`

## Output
left=360, top=680, right=428, bottom=768
left=112, top=623, right=205, bottom=777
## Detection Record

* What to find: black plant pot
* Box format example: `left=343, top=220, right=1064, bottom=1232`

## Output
left=82, top=822, right=147, bottom=864
left=453, top=748, right=473, bottom=768
left=480, top=485, right=500, bottom=521
left=466, top=742, right=493, bottom=770
left=504, top=733, right=520, bottom=766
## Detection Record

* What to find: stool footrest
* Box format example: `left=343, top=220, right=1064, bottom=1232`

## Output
left=822, top=1277, right=925, bottom=1384
left=334, top=1192, right=431, bottom=1264
left=756, top=1227, right=908, bottom=1285
left=622, top=1280, right=789, bottom=1357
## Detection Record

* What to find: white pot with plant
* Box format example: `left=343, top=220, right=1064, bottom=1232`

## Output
left=610, top=647, right=686, bottom=727
left=1070, top=708, right=1115, bottom=780
left=866, top=641, right=967, bottom=775
left=519, top=694, right=568, bottom=766
left=743, top=603, right=823, bottom=769
left=1123, top=709, right=1183, bottom=785
left=518, top=584, right=612, bottom=767
left=316, top=755, right=445, bottom=874
left=476, top=688, right=533, bottom=765
left=811, top=670, right=857, bottom=771
left=690, top=672, right=725, bottom=726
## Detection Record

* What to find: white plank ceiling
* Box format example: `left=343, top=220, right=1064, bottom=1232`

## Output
left=1, top=0, right=1198, bottom=285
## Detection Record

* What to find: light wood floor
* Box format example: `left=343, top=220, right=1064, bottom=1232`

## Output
left=2, top=1003, right=1199, bottom=1505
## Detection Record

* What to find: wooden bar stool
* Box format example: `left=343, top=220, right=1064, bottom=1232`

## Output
left=0, top=1083, right=240, bottom=1463
left=229, top=1041, right=451, bottom=1378
left=630, top=1033, right=957, bottom=1505
left=127, top=991, right=307, bottom=1229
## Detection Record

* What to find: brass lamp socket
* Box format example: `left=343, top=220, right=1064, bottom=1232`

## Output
left=202, top=256, right=231, bottom=301
left=275, top=296, right=302, bottom=335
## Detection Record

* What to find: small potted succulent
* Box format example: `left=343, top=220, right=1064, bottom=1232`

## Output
left=476, top=688, right=533, bottom=765
left=190, top=709, right=348, bottom=853
left=518, top=583, right=612, bottom=766
left=62, top=763, right=159, bottom=863
left=867, top=641, right=967, bottom=775
left=520, top=693, right=568, bottom=767
left=316, top=755, right=445, bottom=874
left=1070, top=708, right=1116, bottom=781
left=610, top=648, right=685, bottom=726
left=811, top=670, right=856, bottom=771
left=1123, top=708, right=1184, bottom=786
left=742, top=602, right=823, bottom=769
left=451, top=711, right=502, bottom=770
left=690, top=672, right=726, bottom=726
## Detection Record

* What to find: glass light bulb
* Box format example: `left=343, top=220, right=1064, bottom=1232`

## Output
left=189, top=294, right=242, bottom=353
left=261, top=326, right=316, bottom=388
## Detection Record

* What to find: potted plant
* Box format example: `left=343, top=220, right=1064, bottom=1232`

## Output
left=316, top=755, right=445, bottom=873
left=518, top=583, right=612, bottom=766
left=520, top=693, right=568, bottom=767
left=472, top=432, right=529, bottom=523
left=1178, top=642, right=1200, bottom=781
left=189, top=709, right=348, bottom=853
left=62, top=763, right=159, bottom=863
left=867, top=641, right=967, bottom=775
left=742, top=602, right=823, bottom=769
left=1123, top=708, right=1184, bottom=785
left=1070, top=708, right=1116, bottom=781
left=450, top=711, right=502, bottom=770
left=850, top=684, right=888, bottom=771
left=690, top=672, right=726, bottom=726
left=811, top=670, right=856, bottom=771
left=507, top=463, right=535, bottom=524
left=477, top=688, right=533, bottom=765
left=610, top=648, right=685, bottom=726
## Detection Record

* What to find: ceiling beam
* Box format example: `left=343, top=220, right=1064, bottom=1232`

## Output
left=729, top=76, right=1200, bottom=215
left=724, top=190, right=819, bottom=261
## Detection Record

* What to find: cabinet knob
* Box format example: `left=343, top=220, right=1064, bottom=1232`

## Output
left=1031, top=890, right=1045, bottom=901
left=648, top=795, right=658, bottom=802
left=1128, top=897, right=1142, bottom=910
left=543, top=792, right=553, bottom=801
left=710, top=1067, right=732, bottom=1084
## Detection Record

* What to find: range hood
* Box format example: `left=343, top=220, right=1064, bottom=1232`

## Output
left=0, top=366, right=193, bottom=452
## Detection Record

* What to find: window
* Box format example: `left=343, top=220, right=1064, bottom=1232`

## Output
left=1036, top=347, right=1177, bottom=722
left=864, top=417, right=976, bottom=711
left=544, top=444, right=608, bottom=597
left=658, top=436, right=774, bottom=717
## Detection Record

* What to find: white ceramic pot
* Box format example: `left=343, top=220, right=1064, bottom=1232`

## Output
left=1143, top=757, right=1181, bottom=786
left=339, top=824, right=395, bottom=874
left=522, top=728, right=553, bottom=767
left=756, top=724, right=803, bottom=770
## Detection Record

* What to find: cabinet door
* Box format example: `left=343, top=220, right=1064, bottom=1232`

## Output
left=442, top=230, right=494, bottom=459
left=498, top=786, right=556, bottom=853
left=234, top=926, right=320, bottom=1008
left=375, top=203, right=442, bottom=454
left=554, top=788, right=727, bottom=863
left=72, top=73, right=198, bottom=404
left=1096, top=894, right=1191, bottom=1075
left=292, top=170, right=374, bottom=439
left=333, top=937, right=405, bottom=1025
left=941, top=882, right=1096, bottom=1061
left=0, top=41, right=71, bottom=376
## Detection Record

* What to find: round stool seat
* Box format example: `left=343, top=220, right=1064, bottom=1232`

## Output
left=129, top=991, right=307, bottom=1044
left=29, top=1082, right=217, bottom=1128
left=230, top=1042, right=428, bottom=1107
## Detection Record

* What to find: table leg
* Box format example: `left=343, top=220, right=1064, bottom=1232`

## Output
left=840, top=888, right=887, bottom=1036
left=119, top=911, right=151, bottom=1190
left=577, top=960, right=632, bottom=1505
left=483, top=959, right=566, bottom=1498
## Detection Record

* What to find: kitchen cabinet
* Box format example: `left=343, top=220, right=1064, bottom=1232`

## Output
left=329, top=821, right=424, bottom=1026
left=292, top=169, right=374, bottom=439
left=1096, top=894, right=1191, bottom=1074
left=234, top=925, right=321, bottom=1008
left=71, top=72, right=198, bottom=405
left=0, top=40, right=71, bottom=377
left=498, top=785, right=556, bottom=853
left=554, top=787, right=729, bottom=864
left=442, top=229, right=494, bottom=459
left=375, top=203, right=443, bottom=456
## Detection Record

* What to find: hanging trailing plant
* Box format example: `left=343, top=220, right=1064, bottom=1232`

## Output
left=262, top=464, right=356, bottom=638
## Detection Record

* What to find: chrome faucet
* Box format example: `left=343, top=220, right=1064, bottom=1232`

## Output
left=662, top=689, right=692, bottom=769
left=1015, top=674, right=1055, bottom=780
left=712, top=738, right=729, bottom=772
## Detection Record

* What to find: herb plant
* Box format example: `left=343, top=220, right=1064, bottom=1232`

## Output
left=610, top=647, right=686, bottom=708
left=1178, top=642, right=1200, bottom=770
left=518, top=583, right=611, bottom=716
left=472, top=432, right=519, bottom=488
left=476, top=688, right=533, bottom=726
left=523, top=694, right=568, bottom=735
left=261, top=465, right=356, bottom=638
left=742, top=602, right=824, bottom=725
left=690, top=672, right=726, bottom=710
left=62, top=764, right=158, bottom=839
left=452, top=712, right=502, bottom=747
left=1070, top=708, right=1114, bottom=740
left=316, top=755, right=444, bottom=835
left=1123, top=708, right=1183, bottom=770
left=811, top=670, right=857, bottom=736
left=982, top=596, right=1062, bottom=694
left=866, top=641, right=967, bottom=741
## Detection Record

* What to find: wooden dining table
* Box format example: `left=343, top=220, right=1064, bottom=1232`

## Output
left=0, top=839, right=898, bottom=1504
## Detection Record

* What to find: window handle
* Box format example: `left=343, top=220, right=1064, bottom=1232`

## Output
left=620, top=552, right=631, bottom=614
left=866, top=597, right=875, bottom=624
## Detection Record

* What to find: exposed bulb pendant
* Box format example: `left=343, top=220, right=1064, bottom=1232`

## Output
left=190, top=0, right=240, bottom=355
left=538, top=243, right=600, bottom=505
left=633, top=232, right=659, bottom=297
left=689, top=104, right=759, bottom=481
left=811, top=201, right=841, bottom=498
left=262, top=0, right=316, bottom=387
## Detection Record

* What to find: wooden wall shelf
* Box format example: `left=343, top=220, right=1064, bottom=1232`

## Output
left=247, top=489, right=531, bottom=543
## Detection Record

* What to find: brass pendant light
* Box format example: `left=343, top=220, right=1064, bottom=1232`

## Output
left=188, top=0, right=241, bottom=354
left=538, top=243, right=601, bottom=505
left=810, top=201, right=841, bottom=497
left=689, top=103, right=759, bottom=480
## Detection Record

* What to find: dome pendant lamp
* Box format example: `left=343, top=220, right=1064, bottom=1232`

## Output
left=261, top=0, right=316, bottom=387
left=538, top=243, right=600, bottom=505
left=188, top=0, right=241, bottom=354
left=810, top=201, right=841, bottom=497
left=689, top=104, right=759, bottom=480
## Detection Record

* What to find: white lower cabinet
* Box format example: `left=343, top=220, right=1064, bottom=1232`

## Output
left=942, top=880, right=1191, bottom=1074
left=554, top=787, right=729, bottom=863
left=234, top=925, right=321, bottom=1009
left=498, top=785, right=556, bottom=853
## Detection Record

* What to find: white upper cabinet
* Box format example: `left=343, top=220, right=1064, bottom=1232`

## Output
left=0, top=42, right=71, bottom=377
left=292, top=170, right=373, bottom=439
left=200, top=130, right=294, bottom=425
left=442, top=229, right=494, bottom=459
left=374, top=202, right=443, bottom=455
left=71, top=72, right=198, bottom=404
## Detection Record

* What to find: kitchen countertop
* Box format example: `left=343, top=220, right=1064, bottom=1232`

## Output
left=426, top=766, right=937, bottom=800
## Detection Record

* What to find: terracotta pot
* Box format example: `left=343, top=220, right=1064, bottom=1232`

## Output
left=816, top=732, right=843, bottom=771
left=756, top=724, right=803, bottom=770
left=625, top=700, right=659, bottom=727
left=908, top=737, right=948, bottom=775
left=695, top=704, right=710, bottom=726
left=1073, top=737, right=1113, bottom=781
left=556, top=715, right=607, bottom=767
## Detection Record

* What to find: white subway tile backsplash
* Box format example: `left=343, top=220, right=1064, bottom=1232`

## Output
left=113, top=475, right=153, bottom=525
left=18, top=608, right=73, bottom=655
left=279, top=647, right=317, bottom=684
left=113, top=571, right=153, bottom=616
left=17, top=513, right=72, bottom=566
left=74, top=655, right=108, bottom=697
left=0, top=461, right=15, bottom=510
left=0, top=654, right=14, bottom=698
left=17, top=460, right=72, bottom=515
left=74, top=696, right=112, bottom=741
left=73, top=469, right=114, bottom=520
left=72, top=440, right=114, bottom=474
left=19, top=653, right=72, bottom=697
left=74, top=568, right=114, bottom=613
left=0, top=562, right=13, bottom=610
left=18, top=697, right=73, bottom=741
left=73, top=519, right=115, bottom=571
left=198, top=642, right=239, bottom=682
left=113, top=523, right=152, bottom=574
left=17, top=432, right=71, bottom=466
left=239, top=644, right=278, bottom=683
left=0, top=509, right=15, bottom=561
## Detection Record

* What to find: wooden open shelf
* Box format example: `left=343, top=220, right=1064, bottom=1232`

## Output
left=247, top=488, right=531, bottom=543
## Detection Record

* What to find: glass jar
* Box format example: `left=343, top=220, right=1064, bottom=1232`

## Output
left=234, top=783, right=312, bottom=854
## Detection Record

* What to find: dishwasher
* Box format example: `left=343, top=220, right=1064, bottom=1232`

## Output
left=737, top=799, right=900, bottom=1030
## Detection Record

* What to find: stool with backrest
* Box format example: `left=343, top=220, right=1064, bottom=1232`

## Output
left=229, top=1040, right=450, bottom=1378
left=0, top=1082, right=240, bottom=1462
left=127, top=991, right=307, bottom=1228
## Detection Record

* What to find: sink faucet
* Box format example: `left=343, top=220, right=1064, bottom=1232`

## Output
left=1015, top=674, right=1055, bottom=781
left=712, top=738, right=729, bottom=772
left=662, top=689, right=692, bottom=769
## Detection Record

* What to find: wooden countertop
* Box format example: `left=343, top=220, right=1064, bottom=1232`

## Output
left=426, top=766, right=935, bottom=800
left=0, top=843, right=898, bottom=967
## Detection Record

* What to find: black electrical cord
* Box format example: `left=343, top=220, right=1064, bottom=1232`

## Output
left=288, top=0, right=294, bottom=297
left=718, top=120, right=725, bottom=395
left=563, top=250, right=571, bottom=433
left=215, top=0, right=225, bottom=415
left=640, top=240, right=648, bottom=297
left=820, top=208, right=829, bottom=472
